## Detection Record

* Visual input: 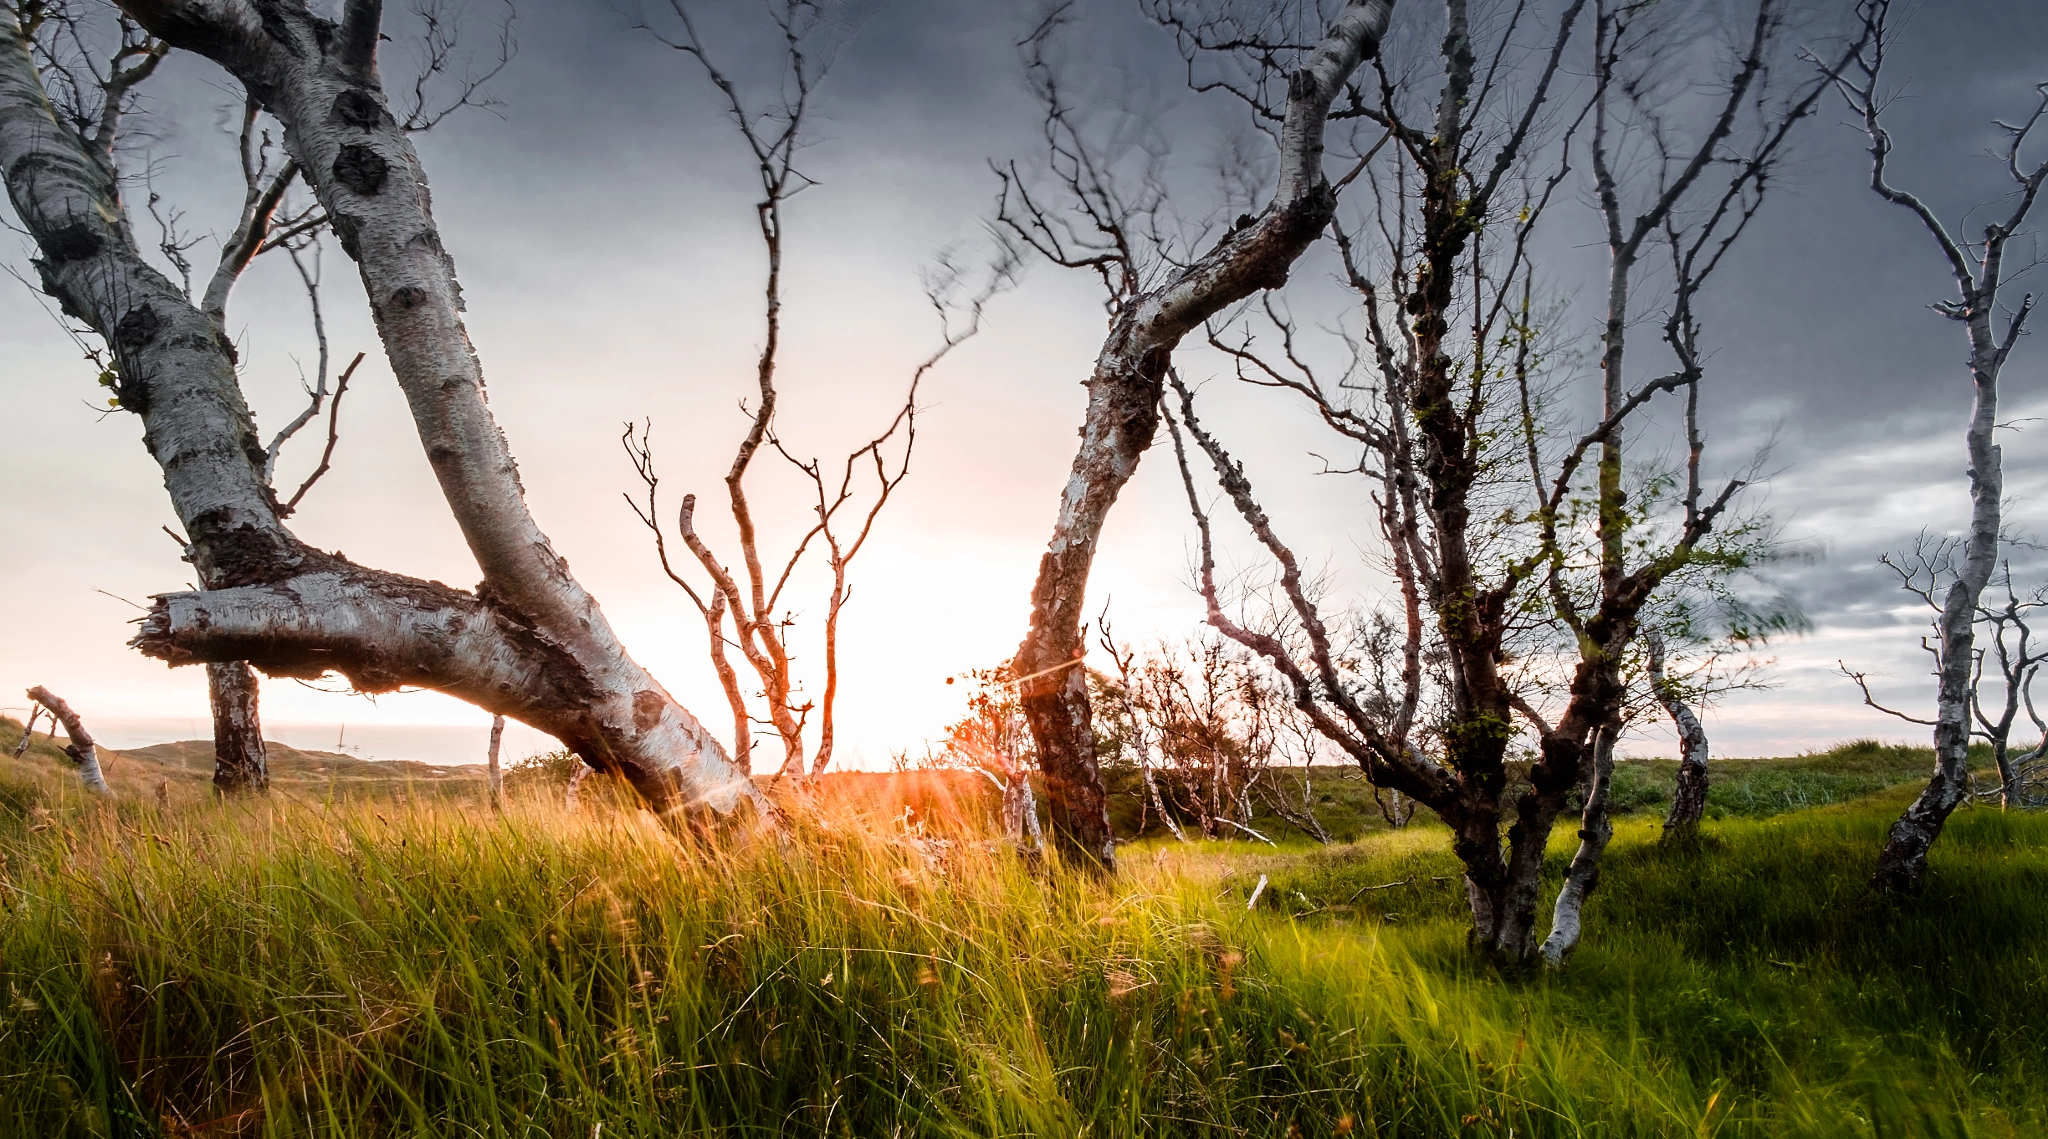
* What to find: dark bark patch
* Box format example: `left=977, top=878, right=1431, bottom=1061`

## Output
left=239, top=424, right=270, bottom=472
left=633, top=690, right=666, bottom=733
left=183, top=507, right=304, bottom=589
left=116, top=304, right=161, bottom=350
left=332, top=214, right=363, bottom=261
left=42, top=222, right=102, bottom=264
left=333, top=145, right=388, bottom=196
left=387, top=285, right=428, bottom=311
left=6, top=150, right=57, bottom=186
left=331, top=88, right=390, bottom=129
left=251, top=0, right=306, bottom=56
left=31, top=260, right=86, bottom=320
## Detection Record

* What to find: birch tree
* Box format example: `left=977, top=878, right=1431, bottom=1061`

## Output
left=1970, top=571, right=2048, bottom=809
left=1165, top=0, right=1849, bottom=962
left=1099, top=625, right=1188, bottom=842
left=1821, top=0, right=2048, bottom=890
left=1097, top=630, right=1313, bottom=843
left=194, top=128, right=366, bottom=797
left=2, top=0, right=762, bottom=822
left=998, top=0, right=1396, bottom=873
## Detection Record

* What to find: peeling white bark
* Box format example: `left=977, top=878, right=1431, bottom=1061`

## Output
left=131, top=565, right=754, bottom=815
left=12, top=707, right=41, bottom=760
left=26, top=687, right=111, bottom=797
left=0, top=7, right=296, bottom=591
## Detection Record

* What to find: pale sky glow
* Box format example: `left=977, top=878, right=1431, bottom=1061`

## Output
left=3, top=0, right=2045, bottom=769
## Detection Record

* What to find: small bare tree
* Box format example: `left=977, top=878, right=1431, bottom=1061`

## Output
left=1820, top=0, right=2048, bottom=890
left=626, top=0, right=1012, bottom=782
left=1099, top=623, right=1188, bottom=843
left=1971, top=571, right=2048, bottom=808
left=937, top=667, right=1045, bottom=849
left=1646, top=632, right=1710, bottom=835
left=181, top=101, right=363, bottom=797
left=1844, top=540, right=2048, bottom=812
left=1633, top=570, right=1798, bottom=836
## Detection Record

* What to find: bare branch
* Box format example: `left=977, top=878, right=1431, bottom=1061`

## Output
left=279, top=352, right=362, bottom=516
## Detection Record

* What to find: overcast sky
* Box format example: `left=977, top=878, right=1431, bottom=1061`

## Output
left=2, top=0, right=2043, bottom=768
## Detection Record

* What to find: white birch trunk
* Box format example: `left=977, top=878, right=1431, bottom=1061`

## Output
left=1141, top=757, right=1187, bottom=842
left=26, top=687, right=111, bottom=797
left=1013, top=0, right=1396, bottom=872
left=1875, top=315, right=2004, bottom=887
left=487, top=714, right=505, bottom=813
left=12, top=708, right=41, bottom=760
left=1019, top=774, right=1045, bottom=851
left=566, top=762, right=594, bottom=811
left=1648, top=632, right=1711, bottom=834
left=1539, top=726, right=1616, bottom=966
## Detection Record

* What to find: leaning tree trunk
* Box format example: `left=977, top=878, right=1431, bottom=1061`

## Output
left=1647, top=631, right=1710, bottom=834
left=12, top=707, right=41, bottom=759
left=26, top=687, right=112, bottom=797
left=18, top=1, right=765, bottom=823
left=1014, top=0, right=1395, bottom=872
left=1141, top=756, right=1187, bottom=842
left=1540, top=725, right=1617, bottom=965
left=1874, top=323, right=2002, bottom=889
left=208, top=661, right=269, bottom=795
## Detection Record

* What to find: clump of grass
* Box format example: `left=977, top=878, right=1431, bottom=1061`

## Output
left=0, top=759, right=2041, bottom=1137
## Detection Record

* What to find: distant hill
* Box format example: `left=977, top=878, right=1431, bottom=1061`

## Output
left=1, top=715, right=484, bottom=807
left=117, top=737, right=485, bottom=783
left=4, top=715, right=1953, bottom=835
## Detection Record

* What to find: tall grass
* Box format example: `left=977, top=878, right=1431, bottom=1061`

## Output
left=0, top=766, right=2041, bottom=1137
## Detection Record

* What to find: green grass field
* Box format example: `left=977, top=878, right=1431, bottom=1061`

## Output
left=0, top=720, right=2040, bottom=1137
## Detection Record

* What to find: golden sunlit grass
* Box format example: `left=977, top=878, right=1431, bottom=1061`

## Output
left=0, top=754, right=2042, bottom=1137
